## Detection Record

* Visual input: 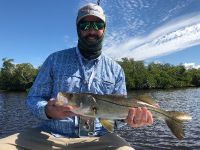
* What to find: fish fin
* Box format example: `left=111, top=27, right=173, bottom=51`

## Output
left=165, top=111, right=192, bottom=140
left=137, top=94, right=158, bottom=106
left=166, top=118, right=184, bottom=140
left=100, top=119, right=115, bottom=132
left=168, top=111, right=192, bottom=121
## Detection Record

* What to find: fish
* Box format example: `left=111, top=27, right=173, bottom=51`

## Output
left=55, top=92, right=192, bottom=140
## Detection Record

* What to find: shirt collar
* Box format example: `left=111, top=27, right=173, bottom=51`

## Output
left=76, top=46, right=102, bottom=63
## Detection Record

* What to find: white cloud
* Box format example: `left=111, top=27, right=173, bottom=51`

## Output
left=77, top=1, right=200, bottom=63
left=183, top=63, right=200, bottom=69
left=104, top=14, right=200, bottom=61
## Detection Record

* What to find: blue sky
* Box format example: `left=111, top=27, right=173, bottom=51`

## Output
left=1, top=0, right=200, bottom=68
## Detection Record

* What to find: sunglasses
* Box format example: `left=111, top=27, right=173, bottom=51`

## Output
left=78, top=21, right=105, bottom=31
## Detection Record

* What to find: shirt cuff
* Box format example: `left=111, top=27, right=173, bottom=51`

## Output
left=26, top=96, right=51, bottom=120
left=37, top=101, right=50, bottom=120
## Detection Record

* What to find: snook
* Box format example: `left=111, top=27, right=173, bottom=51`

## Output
left=56, top=92, right=192, bottom=140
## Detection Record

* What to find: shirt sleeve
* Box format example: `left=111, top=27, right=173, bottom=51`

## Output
left=113, top=68, right=127, bottom=95
left=113, top=67, right=128, bottom=129
left=26, top=54, right=54, bottom=120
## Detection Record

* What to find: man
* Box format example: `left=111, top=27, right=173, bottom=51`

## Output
left=0, top=3, right=153, bottom=150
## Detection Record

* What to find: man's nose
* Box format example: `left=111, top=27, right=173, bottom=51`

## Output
left=88, top=28, right=97, bottom=33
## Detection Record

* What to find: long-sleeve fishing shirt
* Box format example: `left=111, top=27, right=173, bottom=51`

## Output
left=26, top=47, right=127, bottom=137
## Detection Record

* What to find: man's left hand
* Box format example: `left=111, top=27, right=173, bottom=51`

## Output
left=125, top=107, right=153, bottom=128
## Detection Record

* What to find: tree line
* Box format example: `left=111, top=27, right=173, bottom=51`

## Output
left=0, top=58, right=39, bottom=91
left=118, top=58, right=200, bottom=90
left=0, top=58, right=200, bottom=91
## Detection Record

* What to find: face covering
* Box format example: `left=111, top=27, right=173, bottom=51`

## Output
left=77, top=27, right=105, bottom=60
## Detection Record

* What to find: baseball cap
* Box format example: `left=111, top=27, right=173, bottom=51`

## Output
left=76, top=3, right=106, bottom=24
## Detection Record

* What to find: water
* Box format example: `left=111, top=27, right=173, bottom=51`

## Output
left=0, top=91, right=39, bottom=138
left=0, top=88, right=200, bottom=149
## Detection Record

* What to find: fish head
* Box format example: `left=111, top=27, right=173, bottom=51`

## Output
left=57, top=92, right=98, bottom=117
left=56, top=92, right=74, bottom=106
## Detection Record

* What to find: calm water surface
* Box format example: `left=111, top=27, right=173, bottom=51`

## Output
left=0, top=88, right=200, bottom=150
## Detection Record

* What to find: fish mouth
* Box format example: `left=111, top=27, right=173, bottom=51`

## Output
left=72, top=107, right=96, bottom=117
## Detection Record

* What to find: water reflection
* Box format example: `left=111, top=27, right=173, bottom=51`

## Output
left=0, top=88, right=200, bottom=149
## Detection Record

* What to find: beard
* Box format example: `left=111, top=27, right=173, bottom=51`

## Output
left=83, top=34, right=99, bottom=45
left=77, top=30, right=105, bottom=60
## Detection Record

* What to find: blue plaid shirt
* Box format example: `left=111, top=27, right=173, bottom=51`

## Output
left=27, top=47, right=127, bottom=137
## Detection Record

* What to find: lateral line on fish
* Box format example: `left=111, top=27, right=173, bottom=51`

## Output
left=95, top=97, right=182, bottom=123
left=95, top=97, right=133, bottom=108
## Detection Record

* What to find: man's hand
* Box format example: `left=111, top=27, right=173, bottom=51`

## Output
left=125, top=107, right=153, bottom=128
left=45, top=98, right=76, bottom=119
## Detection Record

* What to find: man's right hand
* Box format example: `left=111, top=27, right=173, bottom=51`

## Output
left=45, top=98, right=76, bottom=119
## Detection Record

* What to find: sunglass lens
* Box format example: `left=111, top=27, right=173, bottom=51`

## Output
left=79, top=21, right=105, bottom=30
left=95, top=22, right=105, bottom=30
left=79, top=22, right=90, bottom=30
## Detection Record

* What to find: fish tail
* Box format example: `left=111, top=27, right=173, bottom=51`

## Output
left=164, top=111, right=192, bottom=140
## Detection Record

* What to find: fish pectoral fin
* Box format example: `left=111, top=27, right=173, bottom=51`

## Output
left=100, top=119, right=115, bottom=132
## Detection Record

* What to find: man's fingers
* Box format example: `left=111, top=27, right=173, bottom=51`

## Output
left=48, top=98, right=57, bottom=106
left=126, top=107, right=154, bottom=128
left=63, top=105, right=74, bottom=111
left=64, top=111, right=76, bottom=117
left=133, top=107, right=142, bottom=124
left=147, top=110, right=153, bottom=124
left=126, top=108, right=135, bottom=125
left=140, top=107, right=148, bottom=123
left=45, top=98, right=76, bottom=119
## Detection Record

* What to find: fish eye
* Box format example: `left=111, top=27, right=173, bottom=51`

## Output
left=92, top=106, right=97, bottom=114
left=69, top=94, right=73, bottom=98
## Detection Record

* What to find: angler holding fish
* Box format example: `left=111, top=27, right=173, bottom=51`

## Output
left=0, top=2, right=191, bottom=150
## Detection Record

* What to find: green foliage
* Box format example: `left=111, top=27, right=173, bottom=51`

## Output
left=13, top=63, right=38, bottom=90
left=0, top=58, right=15, bottom=90
left=0, top=58, right=39, bottom=91
left=189, top=69, right=200, bottom=86
left=119, top=58, right=200, bottom=90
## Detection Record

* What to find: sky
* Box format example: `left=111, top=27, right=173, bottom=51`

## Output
left=0, top=0, right=200, bottom=68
